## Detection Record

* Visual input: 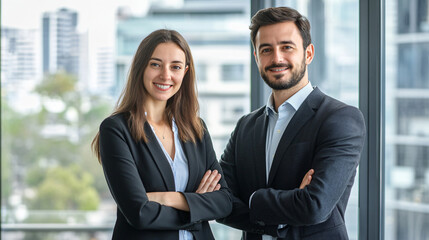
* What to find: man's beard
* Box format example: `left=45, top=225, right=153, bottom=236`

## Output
left=261, top=57, right=306, bottom=90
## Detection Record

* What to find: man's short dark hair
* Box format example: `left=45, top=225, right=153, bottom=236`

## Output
left=250, top=7, right=312, bottom=50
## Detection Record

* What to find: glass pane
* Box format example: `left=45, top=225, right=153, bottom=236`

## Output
left=275, top=1, right=359, bottom=239
left=1, top=0, right=248, bottom=239
left=385, top=0, right=429, bottom=239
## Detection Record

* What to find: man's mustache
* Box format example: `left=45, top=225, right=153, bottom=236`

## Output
left=265, top=63, right=292, bottom=72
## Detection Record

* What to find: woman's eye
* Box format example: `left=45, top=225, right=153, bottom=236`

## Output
left=150, top=62, right=160, bottom=67
left=172, top=66, right=182, bottom=70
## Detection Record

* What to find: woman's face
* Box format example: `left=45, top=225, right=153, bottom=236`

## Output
left=143, top=42, right=188, bottom=104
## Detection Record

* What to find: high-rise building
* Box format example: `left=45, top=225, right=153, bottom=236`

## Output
left=385, top=0, right=429, bottom=239
left=92, top=46, right=115, bottom=95
left=42, top=8, right=80, bottom=76
left=1, top=27, right=41, bottom=112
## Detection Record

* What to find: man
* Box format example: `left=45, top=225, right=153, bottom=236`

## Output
left=217, top=7, right=365, bottom=240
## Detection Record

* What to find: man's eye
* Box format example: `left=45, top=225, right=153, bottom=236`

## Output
left=261, top=48, right=271, bottom=53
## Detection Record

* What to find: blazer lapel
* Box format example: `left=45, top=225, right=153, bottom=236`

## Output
left=267, top=88, right=324, bottom=185
left=144, top=122, right=176, bottom=191
left=254, top=112, right=269, bottom=187
left=182, top=140, right=199, bottom=192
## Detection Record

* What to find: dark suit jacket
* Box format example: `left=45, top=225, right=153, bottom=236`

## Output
left=217, top=87, right=365, bottom=240
left=99, top=113, right=232, bottom=240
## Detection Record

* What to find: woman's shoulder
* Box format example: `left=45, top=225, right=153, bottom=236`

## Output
left=100, top=112, right=129, bottom=129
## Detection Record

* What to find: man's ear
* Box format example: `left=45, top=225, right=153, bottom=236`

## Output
left=305, top=44, right=315, bottom=65
left=253, top=50, right=259, bottom=64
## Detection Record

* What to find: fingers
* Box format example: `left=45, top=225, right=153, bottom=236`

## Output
left=196, top=170, right=212, bottom=193
left=299, top=169, right=314, bottom=189
left=206, top=173, right=221, bottom=192
left=196, top=170, right=222, bottom=193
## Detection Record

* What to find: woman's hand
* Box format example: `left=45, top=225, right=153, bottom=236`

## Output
left=147, top=192, right=190, bottom=212
left=299, top=169, right=314, bottom=189
left=196, top=170, right=221, bottom=193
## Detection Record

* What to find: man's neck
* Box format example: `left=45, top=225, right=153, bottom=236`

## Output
left=272, top=79, right=309, bottom=112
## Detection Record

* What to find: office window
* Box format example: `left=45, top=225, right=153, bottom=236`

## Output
left=385, top=0, right=429, bottom=239
left=273, top=0, right=360, bottom=239
left=195, top=63, right=208, bottom=82
left=221, top=64, right=245, bottom=82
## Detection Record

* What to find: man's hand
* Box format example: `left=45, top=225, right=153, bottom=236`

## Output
left=299, top=169, right=314, bottom=189
left=196, top=170, right=221, bottom=193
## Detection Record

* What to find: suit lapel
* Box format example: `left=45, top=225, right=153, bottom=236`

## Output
left=254, top=112, right=269, bottom=187
left=267, top=88, right=324, bottom=185
left=182, top=140, right=199, bottom=192
left=144, top=122, right=176, bottom=191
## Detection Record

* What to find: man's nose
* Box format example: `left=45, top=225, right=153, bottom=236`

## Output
left=272, top=49, right=284, bottom=63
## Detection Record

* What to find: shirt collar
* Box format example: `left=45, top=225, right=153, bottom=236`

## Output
left=265, top=82, right=313, bottom=115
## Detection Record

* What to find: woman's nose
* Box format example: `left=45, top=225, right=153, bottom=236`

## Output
left=160, top=67, right=171, bottom=80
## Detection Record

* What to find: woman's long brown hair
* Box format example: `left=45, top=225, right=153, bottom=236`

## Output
left=92, top=29, right=203, bottom=162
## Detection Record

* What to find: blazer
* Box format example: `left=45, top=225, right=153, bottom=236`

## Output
left=99, top=112, right=232, bottom=240
left=217, top=87, right=365, bottom=240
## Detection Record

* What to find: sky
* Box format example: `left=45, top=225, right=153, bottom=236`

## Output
left=1, top=0, right=157, bottom=46
left=2, top=0, right=150, bottom=29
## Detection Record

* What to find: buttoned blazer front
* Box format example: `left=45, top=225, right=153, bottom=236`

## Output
left=99, top=112, right=232, bottom=240
left=217, top=87, right=365, bottom=240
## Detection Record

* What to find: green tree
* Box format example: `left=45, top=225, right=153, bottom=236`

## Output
left=3, top=71, right=112, bottom=213
left=30, top=165, right=99, bottom=210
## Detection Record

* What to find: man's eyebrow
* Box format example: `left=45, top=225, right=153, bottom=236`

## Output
left=258, top=43, right=272, bottom=50
left=258, top=41, right=297, bottom=50
left=279, top=41, right=296, bottom=46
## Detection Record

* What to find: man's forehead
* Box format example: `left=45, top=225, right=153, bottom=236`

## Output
left=255, top=22, right=302, bottom=46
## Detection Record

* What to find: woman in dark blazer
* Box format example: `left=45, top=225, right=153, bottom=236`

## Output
left=92, top=29, right=232, bottom=240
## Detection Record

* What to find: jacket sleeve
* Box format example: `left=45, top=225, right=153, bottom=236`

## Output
left=181, top=124, right=233, bottom=223
left=249, top=106, right=366, bottom=226
left=99, top=117, right=196, bottom=230
left=216, top=117, right=266, bottom=235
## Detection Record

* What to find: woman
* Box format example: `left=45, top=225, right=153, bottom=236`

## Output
left=92, top=29, right=232, bottom=240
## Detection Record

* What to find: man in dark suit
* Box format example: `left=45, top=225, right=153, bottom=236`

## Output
left=217, top=7, right=365, bottom=240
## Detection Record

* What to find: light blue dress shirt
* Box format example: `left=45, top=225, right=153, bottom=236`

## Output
left=150, top=119, right=193, bottom=240
left=261, top=82, right=313, bottom=240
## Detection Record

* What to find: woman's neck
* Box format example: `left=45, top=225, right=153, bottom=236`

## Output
left=144, top=101, right=167, bottom=124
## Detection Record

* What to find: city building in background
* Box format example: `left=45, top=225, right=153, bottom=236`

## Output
left=385, top=0, right=429, bottom=239
left=42, top=8, right=88, bottom=85
left=1, top=27, right=41, bottom=113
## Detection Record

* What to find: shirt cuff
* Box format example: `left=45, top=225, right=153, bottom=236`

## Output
left=249, top=191, right=256, bottom=208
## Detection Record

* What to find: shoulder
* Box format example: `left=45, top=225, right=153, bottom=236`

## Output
left=310, top=88, right=363, bottom=120
left=100, top=112, right=129, bottom=131
left=313, top=94, right=365, bottom=136
left=323, top=96, right=363, bottom=121
left=236, top=106, right=266, bottom=125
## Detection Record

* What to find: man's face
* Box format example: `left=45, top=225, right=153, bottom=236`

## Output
left=254, top=21, right=313, bottom=90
